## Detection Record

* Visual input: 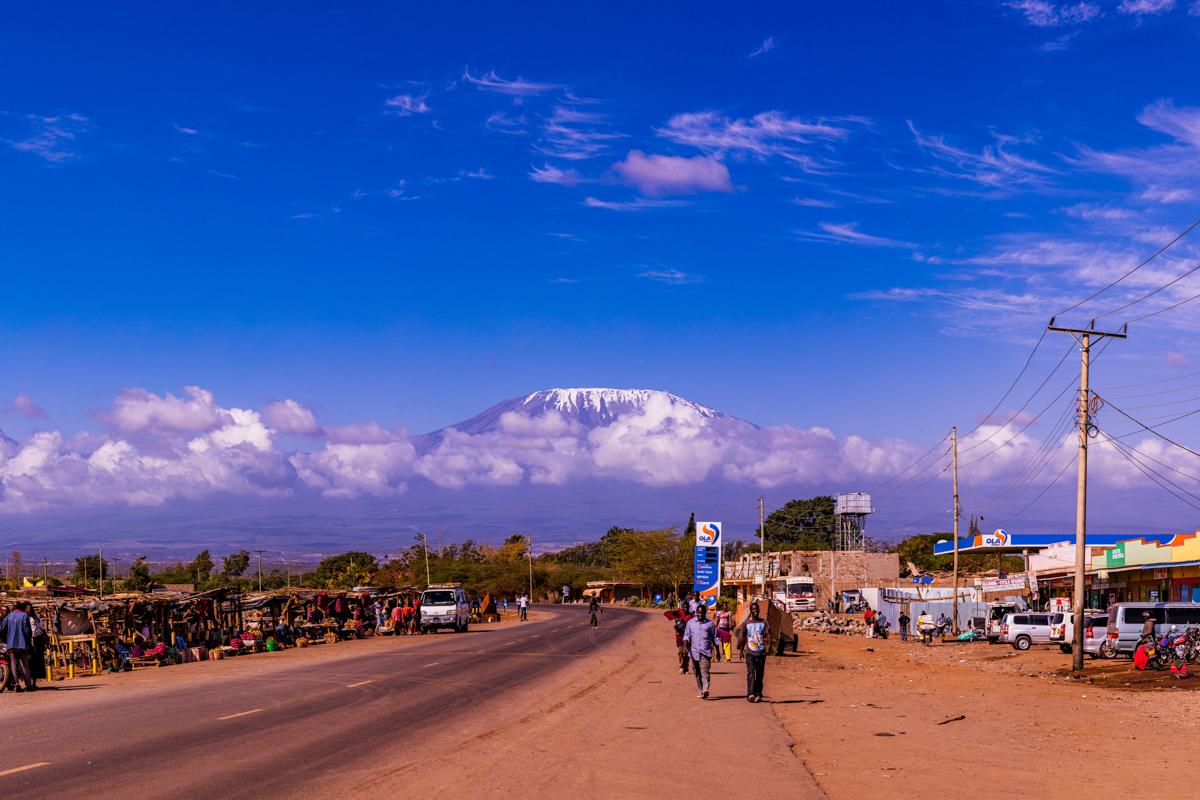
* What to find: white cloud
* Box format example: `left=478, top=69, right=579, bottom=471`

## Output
left=657, top=110, right=858, bottom=171
left=638, top=268, right=704, bottom=284
left=798, top=221, right=918, bottom=248
left=611, top=150, right=733, bottom=197
left=2, top=113, right=91, bottom=163
left=3, top=393, right=46, bottom=419
left=1, top=385, right=1177, bottom=512
left=582, top=197, right=688, bottom=211
left=1073, top=99, right=1200, bottom=203
left=908, top=122, right=1057, bottom=191
left=385, top=93, right=431, bottom=116
left=1118, top=0, right=1174, bottom=14
left=262, top=399, right=320, bottom=436
left=748, top=37, right=775, bottom=58
left=535, top=106, right=624, bottom=160
left=1005, top=1, right=1101, bottom=26
left=529, top=163, right=583, bottom=186
left=462, top=69, right=565, bottom=96
left=485, top=111, right=529, bottom=134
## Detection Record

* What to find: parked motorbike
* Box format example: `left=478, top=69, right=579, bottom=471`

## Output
left=0, top=643, right=9, bottom=692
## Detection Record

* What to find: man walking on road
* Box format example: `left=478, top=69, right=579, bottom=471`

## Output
left=683, top=604, right=720, bottom=699
left=518, top=593, right=528, bottom=621
left=736, top=602, right=771, bottom=703
left=0, top=601, right=35, bottom=693
left=589, top=595, right=603, bottom=628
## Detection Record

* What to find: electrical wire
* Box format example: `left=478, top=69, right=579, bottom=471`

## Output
left=1104, top=381, right=1200, bottom=400
left=1095, top=259, right=1200, bottom=321
left=1095, top=370, right=1200, bottom=391
left=1056, top=217, right=1200, bottom=317
left=993, top=450, right=1079, bottom=526
left=1102, top=399, right=1200, bottom=460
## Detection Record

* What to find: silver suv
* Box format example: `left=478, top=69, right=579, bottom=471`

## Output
left=1002, top=612, right=1062, bottom=650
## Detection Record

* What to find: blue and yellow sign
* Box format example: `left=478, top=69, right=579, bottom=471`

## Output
left=694, top=522, right=722, bottom=608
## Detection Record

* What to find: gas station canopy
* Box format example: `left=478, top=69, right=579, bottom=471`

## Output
left=932, top=530, right=1181, bottom=556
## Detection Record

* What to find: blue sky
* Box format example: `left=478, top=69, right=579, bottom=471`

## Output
left=3, top=1, right=1200, bottom=554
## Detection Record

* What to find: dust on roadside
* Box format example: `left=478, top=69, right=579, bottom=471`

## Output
left=767, top=630, right=1200, bottom=799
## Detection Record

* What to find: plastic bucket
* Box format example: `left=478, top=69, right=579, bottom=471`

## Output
left=266, top=641, right=277, bottom=652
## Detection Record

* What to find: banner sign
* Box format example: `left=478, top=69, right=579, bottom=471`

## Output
left=694, top=522, right=722, bottom=608
left=981, top=576, right=1027, bottom=593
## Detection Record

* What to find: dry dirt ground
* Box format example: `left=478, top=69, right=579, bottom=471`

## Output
left=770, top=627, right=1200, bottom=799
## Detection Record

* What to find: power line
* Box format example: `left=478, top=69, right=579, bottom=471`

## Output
left=993, top=450, right=1079, bottom=526
left=1056, top=216, right=1200, bottom=317
left=1095, top=258, right=1200, bottom=321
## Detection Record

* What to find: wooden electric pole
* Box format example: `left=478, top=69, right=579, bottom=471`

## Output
left=952, top=426, right=960, bottom=634
left=759, top=497, right=766, bottom=600
left=1048, top=317, right=1126, bottom=672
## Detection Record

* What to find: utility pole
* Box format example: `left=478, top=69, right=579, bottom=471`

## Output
left=527, top=533, right=534, bottom=601
left=1048, top=316, right=1127, bottom=671
left=759, top=497, right=766, bottom=600
left=952, top=426, right=960, bottom=635
left=255, top=549, right=265, bottom=592
left=99, top=545, right=103, bottom=600
left=422, top=533, right=432, bottom=586
left=43, top=557, right=47, bottom=588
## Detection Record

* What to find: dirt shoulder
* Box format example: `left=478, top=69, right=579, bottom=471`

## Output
left=343, top=607, right=823, bottom=800
left=771, top=629, right=1200, bottom=799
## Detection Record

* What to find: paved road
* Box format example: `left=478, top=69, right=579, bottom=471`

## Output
left=0, top=604, right=640, bottom=798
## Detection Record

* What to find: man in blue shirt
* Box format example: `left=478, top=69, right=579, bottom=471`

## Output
left=0, top=604, right=35, bottom=692
left=683, top=604, right=720, bottom=699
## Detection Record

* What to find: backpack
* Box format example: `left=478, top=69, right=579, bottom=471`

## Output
left=673, top=617, right=688, bottom=635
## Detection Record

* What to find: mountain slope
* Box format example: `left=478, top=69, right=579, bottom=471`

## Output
left=415, top=388, right=754, bottom=452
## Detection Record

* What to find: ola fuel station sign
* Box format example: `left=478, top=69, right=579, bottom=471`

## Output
left=694, top=522, right=722, bottom=608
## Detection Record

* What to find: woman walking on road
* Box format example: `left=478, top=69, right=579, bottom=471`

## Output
left=715, top=602, right=733, bottom=662
left=736, top=602, right=771, bottom=702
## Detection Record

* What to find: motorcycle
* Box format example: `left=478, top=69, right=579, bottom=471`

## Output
left=0, top=643, right=9, bottom=692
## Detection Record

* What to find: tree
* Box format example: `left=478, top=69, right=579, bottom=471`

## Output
left=189, top=550, right=215, bottom=581
left=685, top=513, right=696, bottom=542
left=125, top=555, right=152, bottom=592
left=610, top=527, right=691, bottom=599
left=762, top=496, right=837, bottom=551
left=72, top=553, right=108, bottom=584
left=313, top=551, right=379, bottom=585
left=223, top=550, right=251, bottom=578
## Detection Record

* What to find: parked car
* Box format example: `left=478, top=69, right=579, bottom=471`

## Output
left=1002, top=612, right=1062, bottom=650
left=986, top=603, right=1021, bottom=643
left=1104, top=602, right=1200, bottom=655
left=1082, top=615, right=1115, bottom=659
left=1049, top=611, right=1106, bottom=653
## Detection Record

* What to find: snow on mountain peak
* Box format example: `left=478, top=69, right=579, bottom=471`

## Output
left=414, top=388, right=750, bottom=453
left=521, top=388, right=722, bottom=422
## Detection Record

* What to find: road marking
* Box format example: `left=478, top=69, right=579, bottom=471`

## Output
left=424, top=662, right=440, bottom=667
left=218, top=709, right=264, bottom=720
left=0, top=763, right=49, bottom=777
left=347, top=680, right=374, bottom=688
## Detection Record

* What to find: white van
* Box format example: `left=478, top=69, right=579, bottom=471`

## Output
left=420, top=584, right=470, bottom=633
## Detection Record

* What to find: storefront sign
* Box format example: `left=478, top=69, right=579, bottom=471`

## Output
left=1154, top=569, right=1168, bottom=580
left=981, top=577, right=1027, bottom=593
left=1107, top=546, right=1125, bottom=567
left=1091, top=582, right=1127, bottom=589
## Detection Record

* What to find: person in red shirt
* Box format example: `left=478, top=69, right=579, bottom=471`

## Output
left=864, top=607, right=875, bottom=638
left=664, top=607, right=693, bottom=674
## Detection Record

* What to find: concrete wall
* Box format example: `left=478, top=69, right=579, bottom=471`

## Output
left=787, top=551, right=899, bottom=582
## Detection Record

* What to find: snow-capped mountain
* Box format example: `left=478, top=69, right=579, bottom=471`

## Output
left=415, top=388, right=753, bottom=452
